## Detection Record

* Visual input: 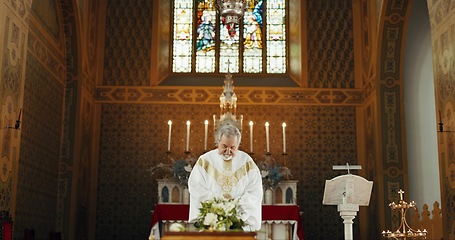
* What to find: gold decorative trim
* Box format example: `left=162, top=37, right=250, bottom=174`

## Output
left=197, top=158, right=257, bottom=195
left=95, top=86, right=364, bottom=106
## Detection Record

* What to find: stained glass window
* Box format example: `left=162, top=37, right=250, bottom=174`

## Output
left=172, top=0, right=286, bottom=74
left=266, top=0, right=286, bottom=73
left=172, top=0, right=193, bottom=72
left=196, top=3, right=216, bottom=73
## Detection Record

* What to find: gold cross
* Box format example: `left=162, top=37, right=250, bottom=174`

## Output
left=398, top=189, right=404, bottom=201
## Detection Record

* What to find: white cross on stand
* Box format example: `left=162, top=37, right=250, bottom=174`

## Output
left=332, top=162, right=362, bottom=174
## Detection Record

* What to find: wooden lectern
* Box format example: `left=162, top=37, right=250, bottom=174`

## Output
left=161, top=231, right=257, bottom=240
left=323, top=164, right=373, bottom=240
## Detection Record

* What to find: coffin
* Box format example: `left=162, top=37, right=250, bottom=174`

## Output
left=161, top=231, right=256, bottom=240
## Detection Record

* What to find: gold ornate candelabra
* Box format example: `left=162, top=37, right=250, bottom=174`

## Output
left=382, top=189, right=427, bottom=239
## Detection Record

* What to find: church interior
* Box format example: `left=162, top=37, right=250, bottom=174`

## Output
left=0, top=0, right=454, bottom=239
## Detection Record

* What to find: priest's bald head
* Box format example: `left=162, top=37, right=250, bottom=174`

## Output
left=216, top=125, right=241, bottom=161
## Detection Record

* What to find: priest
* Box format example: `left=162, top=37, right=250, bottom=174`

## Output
left=188, top=124, right=263, bottom=231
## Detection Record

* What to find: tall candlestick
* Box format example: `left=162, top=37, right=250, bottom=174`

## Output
left=265, top=122, right=270, bottom=153
left=249, top=121, right=254, bottom=152
left=167, top=120, right=172, bottom=151
left=186, top=120, right=191, bottom=152
left=282, top=122, right=286, bottom=154
left=204, top=120, right=209, bottom=151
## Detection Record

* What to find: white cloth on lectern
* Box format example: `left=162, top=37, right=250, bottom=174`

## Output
left=188, top=149, right=263, bottom=231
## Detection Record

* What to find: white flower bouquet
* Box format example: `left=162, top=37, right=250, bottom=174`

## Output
left=194, top=197, right=246, bottom=231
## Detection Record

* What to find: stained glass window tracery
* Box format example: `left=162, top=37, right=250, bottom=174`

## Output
left=172, top=0, right=287, bottom=74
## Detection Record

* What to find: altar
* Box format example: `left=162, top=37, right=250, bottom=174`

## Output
left=149, top=204, right=304, bottom=240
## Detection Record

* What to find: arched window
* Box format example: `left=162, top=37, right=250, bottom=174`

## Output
left=172, top=0, right=287, bottom=74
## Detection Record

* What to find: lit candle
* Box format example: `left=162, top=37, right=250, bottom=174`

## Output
left=186, top=120, right=191, bottom=151
left=167, top=120, right=172, bottom=151
left=265, top=122, right=270, bottom=153
left=282, top=122, right=286, bottom=153
left=249, top=121, right=254, bottom=152
left=204, top=120, right=209, bottom=151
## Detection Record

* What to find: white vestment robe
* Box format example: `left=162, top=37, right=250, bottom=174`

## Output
left=188, top=149, right=263, bottom=231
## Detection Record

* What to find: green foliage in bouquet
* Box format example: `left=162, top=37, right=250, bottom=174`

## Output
left=258, top=157, right=292, bottom=189
left=194, top=197, right=246, bottom=231
left=148, top=157, right=195, bottom=186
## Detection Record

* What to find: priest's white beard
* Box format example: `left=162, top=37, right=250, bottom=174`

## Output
left=220, top=154, right=233, bottom=161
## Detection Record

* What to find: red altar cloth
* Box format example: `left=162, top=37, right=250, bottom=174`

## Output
left=150, top=204, right=304, bottom=239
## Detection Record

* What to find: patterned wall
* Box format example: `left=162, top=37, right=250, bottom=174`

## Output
left=31, top=0, right=60, bottom=39
left=10, top=1, right=67, bottom=239
left=359, top=0, right=377, bottom=89
left=377, top=0, right=409, bottom=232
left=103, top=0, right=152, bottom=86
left=96, top=104, right=357, bottom=240
left=57, top=0, right=91, bottom=238
left=15, top=53, right=65, bottom=239
left=361, top=101, right=381, bottom=240
left=427, top=0, right=455, bottom=239
left=307, top=0, right=355, bottom=89
left=0, top=0, right=28, bottom=213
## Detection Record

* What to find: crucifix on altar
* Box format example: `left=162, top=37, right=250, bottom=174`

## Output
left=323, top=163, right=373, bottom=240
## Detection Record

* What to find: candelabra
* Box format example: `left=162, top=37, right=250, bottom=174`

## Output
left=382, top=189, right=427, bottom=239
left=166, top=73, right=289, bottom=159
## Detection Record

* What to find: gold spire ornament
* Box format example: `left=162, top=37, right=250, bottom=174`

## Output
left=213, top=71, right=243, bottom=144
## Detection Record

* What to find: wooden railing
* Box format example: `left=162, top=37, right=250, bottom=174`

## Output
left=410, top=201, right=443, bottom=240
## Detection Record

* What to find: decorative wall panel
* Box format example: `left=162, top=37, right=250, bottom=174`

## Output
left=96, top=86, right=365, bottom=106
left=31, top=0, right=61, bottom=39
left=0, top=5, right=28, bottom=214
left=103, top=0, right=152, bottom=86
left=427, top=0, right=455, bottom=238
left=0, top=16, right=26, bottom=104
left=378, top=0, right=409, bottom=232
left=307, top=0, right=355, bottom=89
left=15, top=53, right=64, bottom=240
left=361, top=102, right=381, bottom=240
